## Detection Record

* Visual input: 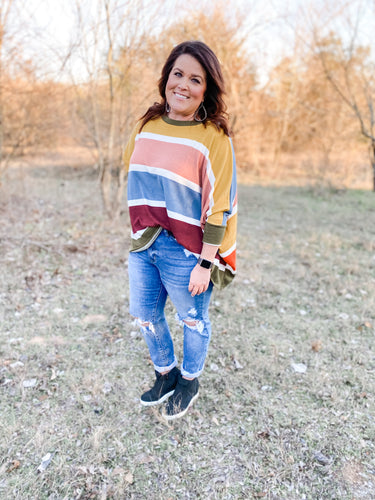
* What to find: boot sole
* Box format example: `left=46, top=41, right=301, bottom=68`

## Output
left=140, top=389, right=175, bottom=407
left=162, top=391, right=199, bottom=420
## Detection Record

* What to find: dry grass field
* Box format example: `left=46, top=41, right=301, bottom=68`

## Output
left=0, top=164, right=374, bottom=499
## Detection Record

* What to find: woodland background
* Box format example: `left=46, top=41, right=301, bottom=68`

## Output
left=1, top=1, right=375, bottom=498
left=1, top=0, right=375, bottom=217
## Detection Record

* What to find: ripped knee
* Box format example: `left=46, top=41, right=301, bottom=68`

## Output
left=181, top=317, right=204, bottom=334
left=176, top=308, right=205, bottom=334
left=183, top=318, right=200, bottom=327
left=135, top=318, right=155, bottom=334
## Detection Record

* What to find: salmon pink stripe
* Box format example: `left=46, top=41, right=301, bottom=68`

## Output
left=132, top=137, right=207, bottom=185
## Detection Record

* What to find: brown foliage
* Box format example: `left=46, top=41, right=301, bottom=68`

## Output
left=1, top=0, right=374, bottom=194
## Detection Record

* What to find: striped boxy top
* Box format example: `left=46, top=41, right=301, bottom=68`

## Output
left=122, top=116, right=237, bottom=289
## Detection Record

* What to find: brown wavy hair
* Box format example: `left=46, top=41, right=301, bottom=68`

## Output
left=140, top=41, right=230, bottom=136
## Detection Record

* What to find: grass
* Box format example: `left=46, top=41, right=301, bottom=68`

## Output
left=0, top=167, right=374, bottom=499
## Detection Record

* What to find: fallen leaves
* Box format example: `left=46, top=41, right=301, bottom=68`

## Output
left=253, top=492, right=267, bottom=498
left=311, top=340, right=323, bottom=352
left=75, top=465, right=135, bottom=485
left=356, top=321, right=373, bottom=331
left=6, top=460, right=21, bottom=473
left=257, top=430, right=271, bottom=440
left=63, top=243, right=79, bottom=253
left=101, top=327, right=123, bottom=343
left=354, top=391, right=368, bottom=400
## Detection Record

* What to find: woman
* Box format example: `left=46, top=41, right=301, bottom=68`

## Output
left=123, top=40, right=237, bottom=421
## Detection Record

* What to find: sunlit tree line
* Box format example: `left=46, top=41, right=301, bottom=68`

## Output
left=1, top=0, right=374, bottom=210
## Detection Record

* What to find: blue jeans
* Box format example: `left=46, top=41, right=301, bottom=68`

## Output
left=128, top=229, right=213, bottom=378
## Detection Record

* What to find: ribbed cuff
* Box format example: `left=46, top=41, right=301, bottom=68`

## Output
left=203, top=222, right=225, bottom=246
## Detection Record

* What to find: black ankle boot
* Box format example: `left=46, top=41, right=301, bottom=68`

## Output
left=162, top=374, right=199, bottom=420
left=140, top=367, right=180, bottom=406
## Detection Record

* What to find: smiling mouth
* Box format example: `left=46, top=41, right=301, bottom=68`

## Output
left=174, top=92, right=189, bottom=99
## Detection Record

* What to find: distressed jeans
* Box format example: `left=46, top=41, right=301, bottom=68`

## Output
left=128, top=229, right=213, bottom=378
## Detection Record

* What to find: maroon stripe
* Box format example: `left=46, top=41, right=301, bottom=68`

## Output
left=129, top=206, right=203, bottom=254
left=129, top=206, right=170, bottom=233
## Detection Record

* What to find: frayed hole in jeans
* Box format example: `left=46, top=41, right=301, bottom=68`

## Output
left=136, top=318, right=155, bottom=334
left=181, top=318, right=204, bottom=334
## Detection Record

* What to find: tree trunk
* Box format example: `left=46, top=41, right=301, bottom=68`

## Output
left=112, top=167, right=126, bottom=220
left=372, top=142, right=375, bottom=192
left=100, top=163, right=113, bottom=217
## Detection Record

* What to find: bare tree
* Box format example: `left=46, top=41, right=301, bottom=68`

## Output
left=309, top=1, right=375, bottom=190
left=0, top=0, right=61, bottom=179
left=0, top=0, right=19, bottom=175
left=66, top=0, right=164, bottom=218
left=266, top=57, right=301, bottom=172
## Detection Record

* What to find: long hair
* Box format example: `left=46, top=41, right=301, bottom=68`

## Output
left=140, top=41, right=230, bottom=136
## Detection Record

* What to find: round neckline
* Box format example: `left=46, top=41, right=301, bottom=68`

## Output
left=162, top=115, right=201, bottom=127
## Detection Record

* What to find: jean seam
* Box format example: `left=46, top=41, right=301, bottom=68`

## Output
left=151, top=281, right=171, bottom=367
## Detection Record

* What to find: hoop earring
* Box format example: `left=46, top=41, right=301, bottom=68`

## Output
left=165, top=102, right=170, bottom=114
left=194, top=102, right=207, bottom=122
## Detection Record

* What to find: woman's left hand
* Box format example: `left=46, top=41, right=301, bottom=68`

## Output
left=188, top=264, right=211, bottom=296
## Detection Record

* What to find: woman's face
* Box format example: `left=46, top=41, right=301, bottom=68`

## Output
left=165, top=54, right=207, bottom=121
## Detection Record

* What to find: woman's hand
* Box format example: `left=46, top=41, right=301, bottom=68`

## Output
left=189, top=242, right=219, bottom=296
left=188, top=264, right=211, bottom=296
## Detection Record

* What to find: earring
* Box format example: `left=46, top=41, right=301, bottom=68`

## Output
left=165, top=102, right=170, bottom=113
left=194, top=102, right=207, bottom=122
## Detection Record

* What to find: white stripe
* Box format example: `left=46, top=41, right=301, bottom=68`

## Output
left=129, top=164, right=201, bottom=193
left=214, top=257, right=236, bottom=274
left=227, top=204, right=238, bottom=219
left=220, top=204, right=237, bottom=224
left=131, top=228, right=147, bottom=240
left=167, top=209, right=201, bottom=227
left=205, top=159, right=215, bottom=218
left=128, top=199, right=166, bottom=208
left=220, top=242, right=236, bottom=258
left=136, top=131, right=210, bottom=157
